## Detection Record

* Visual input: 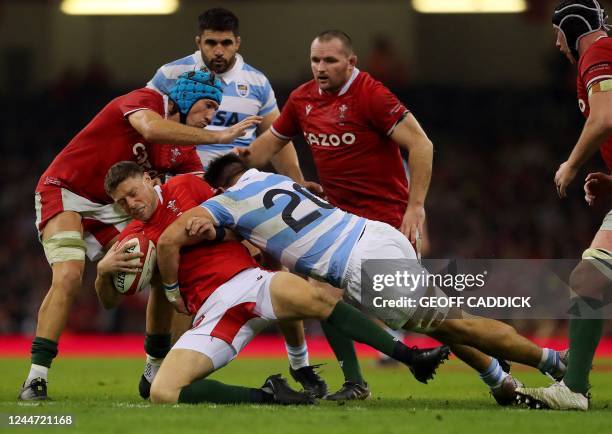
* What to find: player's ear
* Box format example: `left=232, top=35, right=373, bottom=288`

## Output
left=143, top=172, right=153, bottom=186
left=235, top=36, right=241, bottom=50
left=349, top=54, right=357, bottom=68
left=195, top=35, right=201, bottom=48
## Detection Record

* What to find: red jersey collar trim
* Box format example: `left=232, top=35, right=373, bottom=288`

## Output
left=318, top=67, right=360, bottom=96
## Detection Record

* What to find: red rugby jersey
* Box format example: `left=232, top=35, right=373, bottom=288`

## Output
left=577, top=36, right=612, bottom=170
left=37, top=88, right=202, bottom=203
left=271, top=70, right=410, bottom=228
left=120, top=175, right=256, bottom=314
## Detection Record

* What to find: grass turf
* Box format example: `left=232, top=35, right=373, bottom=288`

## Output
left=2, top=357, right=612, bottom=434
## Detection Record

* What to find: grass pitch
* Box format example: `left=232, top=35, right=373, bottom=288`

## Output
left=2, top=357, right=612, bottom=434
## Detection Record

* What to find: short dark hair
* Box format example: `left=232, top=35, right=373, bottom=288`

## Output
left=104, top=161, right=144, bottom=196
left=204, top=153, right=247, bottom=188
left=198, top=8, right=239, bottom=35
left=315, top=30, right=353, bottom=55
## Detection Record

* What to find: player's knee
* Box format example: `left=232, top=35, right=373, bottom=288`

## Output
left=569, top=256, right=610, bottom=299
left=492, top=320, right=516, bottom=343
left=433, top=319, right=469, bottom=343
left=149, top=381, right=178, bottom=404
left=50, top=264, right=84, bottom=298
left=305, top=285, right=336, bottom=319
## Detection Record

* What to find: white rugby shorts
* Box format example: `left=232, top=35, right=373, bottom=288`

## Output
left=35, top=185, right=131, bottom=261
left=173, top=268, right=277, bottom=369
left=343, top=220, right=449, bottom=331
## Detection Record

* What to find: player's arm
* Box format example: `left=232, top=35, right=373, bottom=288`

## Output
left=238, top=129, right=290, bottom=168
left=156, top=207, right=229, bottom=286
left=127, top=109, right=262, bottom=145
left=556, top=89, right=612, bottom=197
left=94, top=241, right=144, bottom=309
left=391, top=113, right=434, bottom=243
left=257, top=109, right=305, bottom=183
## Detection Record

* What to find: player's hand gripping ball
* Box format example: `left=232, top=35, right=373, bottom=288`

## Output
left=112, top=234, right=156, bottom=295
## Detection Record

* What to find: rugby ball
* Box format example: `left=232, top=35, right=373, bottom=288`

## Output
left=112, top=233, right=156, bottom=295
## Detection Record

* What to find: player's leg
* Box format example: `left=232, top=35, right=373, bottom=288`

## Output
left=515, top=230, right=612, bottom=410
left=563, top=232, right=611, bottom=394
left=151, top=344, right=301, bottom=405
left=19, top=210, right=86, bottom=401
left=310, top=280, right=368, bottom=400
left=279, top=319, right=328, bottom=398
left=151, top=270, right=313, bottom=405
left=448, top=343, right=522, bottom=406
left=425, top=313, right=566, bottom=379
left=268, top=271, right=449, bottom=384
left=140, top=276, right=175, bottom=399
left=151, top=343, right=286, bottom=405
left=249, top=244, right=321, bottom=394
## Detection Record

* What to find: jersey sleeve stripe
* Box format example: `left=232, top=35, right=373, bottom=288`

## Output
left=122, top=107, right=152, bottom=118
left=270, top=126, right=292, bottom=141
left=327, top=217, right=367, bottom=287
left=386, top=110, right=410, bottom=136
left=587, top=75, right=612, bottom=93
left=201, top=200, right=235, bottom=227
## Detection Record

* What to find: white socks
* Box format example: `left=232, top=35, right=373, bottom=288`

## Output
left=143, top=354, right=163, bottom=383
left=285, top=343, right=310, bottom=370
left=27, top=364, right=49, bottom=383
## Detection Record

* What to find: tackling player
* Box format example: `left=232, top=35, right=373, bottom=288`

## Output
left=517, top=0, right=612, bottom=410
left=18, top=71, right=260, bottom=401
left=157, top=155, right=572, bottom=406
left=95, top=162, right=450, bottom=405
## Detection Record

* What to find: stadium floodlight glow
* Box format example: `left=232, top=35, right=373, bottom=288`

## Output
left=60, top=0, right=179, bottom=15
left=412, top=0, right=527, bottom=14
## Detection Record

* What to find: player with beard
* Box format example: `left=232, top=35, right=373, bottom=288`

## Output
left=147, top=8, right=337, bottom=398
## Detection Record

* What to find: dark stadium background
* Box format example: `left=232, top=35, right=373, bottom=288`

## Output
left=1, top=0, right=610, bottom=338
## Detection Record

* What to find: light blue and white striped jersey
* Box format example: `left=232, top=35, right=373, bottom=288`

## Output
left=202, top=169, right=367, bottom=287
left=147, top=52, right=277, bottom=166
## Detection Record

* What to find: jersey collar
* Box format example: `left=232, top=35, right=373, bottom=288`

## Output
left=232, top=168, right=259, bottom=189
left=193, top=51, right=244, bottom=85
left=217, top=54, right=244, bottom=85
left=162, top=94, right=169, bottom=119
left=318, top=67, right=360, bottom=96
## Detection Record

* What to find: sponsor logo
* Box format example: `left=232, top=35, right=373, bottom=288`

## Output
left=236, top=83, right=249, bottom=97
left=303, top=131, right=356, bottom=147
left=305, top=104, right=313, bottom=116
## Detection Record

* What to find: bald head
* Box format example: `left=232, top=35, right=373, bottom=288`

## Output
left=313, top=30, right=354, bottom=56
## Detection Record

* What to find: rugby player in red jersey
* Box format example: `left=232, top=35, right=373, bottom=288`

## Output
left=18, top=71, right=261, bottom=401
left=237, top=29, right=434, bottom=399
left=517, top=0, right=612, bottom=410
left=94, top=161, right=449, bottom=405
